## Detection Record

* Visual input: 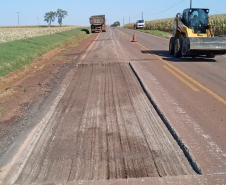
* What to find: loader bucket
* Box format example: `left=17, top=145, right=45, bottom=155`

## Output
left=187, top=37, right=226, bottom=55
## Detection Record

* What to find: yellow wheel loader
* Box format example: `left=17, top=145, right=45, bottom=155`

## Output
left=169, top=8, right=226, bottom=58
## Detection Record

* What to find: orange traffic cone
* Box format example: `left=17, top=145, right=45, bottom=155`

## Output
left=131, top=32, right=137, bottom=42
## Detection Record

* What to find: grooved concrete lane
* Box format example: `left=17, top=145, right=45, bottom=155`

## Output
left=11, top=63, right=195, bottom=184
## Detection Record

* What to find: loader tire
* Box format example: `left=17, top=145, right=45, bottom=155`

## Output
left=206, top=54, right=215, bottom=58
left=169, top=37, right=175, bottom=54
left=174, top=38, right=182, bottom=57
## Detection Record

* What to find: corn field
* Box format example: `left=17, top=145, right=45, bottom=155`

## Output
left=0, top=26, right=78, bottom=43
left=210, top=14, right=226, bottom=35
left=124, top=14, right=226, bottom=36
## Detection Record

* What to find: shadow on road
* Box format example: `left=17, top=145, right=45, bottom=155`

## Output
left=141, top=50, right=216, bottom=63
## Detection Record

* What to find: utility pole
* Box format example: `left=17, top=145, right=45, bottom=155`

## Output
left=129, top=17, right=130, bottom=23
left=123, top=16, right=124, bottom=26
left=142, top=11, right=143, bottom=20
left=190, top=0, right=192, bottom=9
left=16, top=12, right=20, bottom=26
left=37, top=17, right=39, bottom=26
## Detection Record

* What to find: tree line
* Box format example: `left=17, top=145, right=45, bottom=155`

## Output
left=44, top=9, right=68, bottom=26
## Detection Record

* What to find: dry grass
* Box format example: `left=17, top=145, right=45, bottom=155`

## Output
left=0, top=26, right=79, bottom=43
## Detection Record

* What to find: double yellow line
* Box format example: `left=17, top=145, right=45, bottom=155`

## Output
left=137, top=42, right=199, bottom=92
left=118, top=30, right=226, bottom=106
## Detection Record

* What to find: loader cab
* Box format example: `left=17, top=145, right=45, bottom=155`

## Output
left=182, top=8, right=209, bottom=33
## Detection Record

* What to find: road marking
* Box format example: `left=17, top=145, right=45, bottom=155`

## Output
left=130, top=38, right=200, bottom=91
left=150, top=47, right=226, bottom=106
left=78, top=33, right=101, bottom=64
left=118, top=30, right=226, bottom=106
left=163, top=61, right=226, bottom=106
left=164, top=65, right=199, bottom=92
left=119, top=30, right=197, bottom=91
left=117, top=29, right=132, bottom=40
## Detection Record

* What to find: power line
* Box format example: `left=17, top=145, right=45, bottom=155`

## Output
left=194, top=0, right=223, bottom=14
left=130, top=12, right=143, bottom=19
left=129, top=1, right=185, bottom=23
left=146, top=0, right=185, bottom=16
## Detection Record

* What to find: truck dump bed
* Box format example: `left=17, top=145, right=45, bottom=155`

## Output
left=90, top=15, right=106, bottom=33
left=90, top=15, right=105, bottom=25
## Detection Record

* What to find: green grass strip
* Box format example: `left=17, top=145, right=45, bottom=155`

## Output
left=139, top=30, right=170, bottom=39
left=0, top=28, right=90, bottom=77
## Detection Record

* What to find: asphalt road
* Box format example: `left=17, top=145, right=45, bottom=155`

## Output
left=118, top=28, right=226, bottom=183
left=1, top=27, right=226, bottom=184
left=119, top=28, right=226, bottom=152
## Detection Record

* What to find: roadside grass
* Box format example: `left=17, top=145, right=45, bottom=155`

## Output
left=0, top=28, right=90, bottom=77
left=139, top=29, right=171, bottom=39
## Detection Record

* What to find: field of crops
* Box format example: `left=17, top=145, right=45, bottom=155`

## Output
left=124, top=14, right=226, bottom=36
left=0, top=28, right=89, bottom=77
left=0, top=26, right=78, bottom=43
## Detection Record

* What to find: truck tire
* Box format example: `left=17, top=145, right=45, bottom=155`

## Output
left=169, top=37, right=175, bottom=54
left=206, top=54, right=215, bottom=58
left=174, top=38, right=182, bottom=57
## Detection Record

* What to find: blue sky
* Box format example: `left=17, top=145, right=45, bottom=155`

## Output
left=0, top=0, right=225, bottom=26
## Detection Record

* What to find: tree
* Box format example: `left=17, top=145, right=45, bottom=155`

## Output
left=115, top=21, right=120, bottom=26
left=44, top=11, right=56, bottom=26
left=56, top=9, right=68, bottom=26
left=112, top=21, right=120, bottom=27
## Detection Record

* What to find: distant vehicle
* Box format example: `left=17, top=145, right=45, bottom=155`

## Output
left=134, top=20, right=145, bottom=29
left=89, top=15, right=106, bottom=33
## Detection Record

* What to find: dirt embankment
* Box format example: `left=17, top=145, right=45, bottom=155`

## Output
left=0, top=33, right=96, bottom=156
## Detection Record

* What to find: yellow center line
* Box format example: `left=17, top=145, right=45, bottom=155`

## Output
left=164, top=61, right=226, bottom=105
left=119, top=31, right=200, bottom=92
left=118, top=30, right=131, bottom=40
left=164, top=65, right=199, bottom=91
left=117, top=30, right=226, bottom=106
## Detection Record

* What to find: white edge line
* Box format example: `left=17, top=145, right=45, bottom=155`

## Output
left=78, top=33, right=101, bottom=64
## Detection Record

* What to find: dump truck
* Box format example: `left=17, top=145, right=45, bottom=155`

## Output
left=90, top=15, right=106, bottom=33
left=169, top=0, right=226, bottom=58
